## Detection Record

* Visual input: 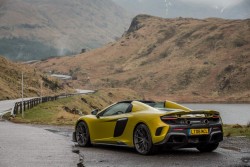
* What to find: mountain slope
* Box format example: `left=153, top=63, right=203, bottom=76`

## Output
left=0, top=56, right=73, bottom=100
left=0, top=0, right=130, bottom=60
left=32, top=15, right=250, bottom=102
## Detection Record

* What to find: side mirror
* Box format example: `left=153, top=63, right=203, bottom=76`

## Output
left=91, top=109, right=99, bottom=115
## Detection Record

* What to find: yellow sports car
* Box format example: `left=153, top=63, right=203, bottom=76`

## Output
left=72, top=100, right=223, bottom=155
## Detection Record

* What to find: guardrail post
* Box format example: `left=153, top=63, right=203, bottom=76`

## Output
left=14, top=103, right=17, bottom=115
left=16, top=103, right=19, bottom=114
left=19, top=102, right=22, bottom=114
left=24, top=101, right=26, bottom=111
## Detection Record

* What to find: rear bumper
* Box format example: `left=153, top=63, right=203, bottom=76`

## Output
left=72, top=132, right=76, bottom=142
left=155, top=124, right=223, bottom=147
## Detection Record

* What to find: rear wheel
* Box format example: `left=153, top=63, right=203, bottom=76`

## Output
left=197, top=143, right=219, bottom=152
left=76, top=121, right=91, bottom=147
left=133, top=124, right=157, bottom=155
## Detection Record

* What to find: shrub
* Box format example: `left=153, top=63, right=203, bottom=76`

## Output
left=247, top=121, right=250, bottom=128
left=225, top=132, right=231, bottom=137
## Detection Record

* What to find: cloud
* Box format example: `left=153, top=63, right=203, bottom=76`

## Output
left=178, top=0, right=244, bottom=9
left=137, top=0, right=144, bottom=3
left=0, top=0, right=7, bottom=7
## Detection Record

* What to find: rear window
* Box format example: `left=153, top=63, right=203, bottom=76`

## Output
left=143, top=102, right=165, bottom=108
left=142, top=101, right=174, bottom=111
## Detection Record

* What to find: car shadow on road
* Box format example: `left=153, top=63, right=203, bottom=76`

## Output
left=75, top=144, right=136, bottom=154
left=74, top=143, right=222, bottom=157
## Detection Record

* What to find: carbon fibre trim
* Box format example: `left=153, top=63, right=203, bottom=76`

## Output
left=114, top=118, right=128, bottom=137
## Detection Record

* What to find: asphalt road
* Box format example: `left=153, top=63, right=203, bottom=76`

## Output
left=73, top=142, right=250, bottom=167
left=0, top=98, right=34, bottom=116
left=1, top=121, right=249, bottom=167
left=0, top=121, right=79, bottom=167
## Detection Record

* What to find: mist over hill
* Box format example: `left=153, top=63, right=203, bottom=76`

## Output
left=0, top=0, right=130, bottom=61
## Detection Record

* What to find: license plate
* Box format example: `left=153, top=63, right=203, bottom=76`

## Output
left=189, top=129, right=209, bottom=135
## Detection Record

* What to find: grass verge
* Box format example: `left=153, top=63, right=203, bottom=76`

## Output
left=223, top=124, right=250, bottom=138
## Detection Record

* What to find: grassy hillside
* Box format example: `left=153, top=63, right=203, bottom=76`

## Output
left=0, top=56, right=74, bottom=100
left=32, top=15, right=250, bottom=102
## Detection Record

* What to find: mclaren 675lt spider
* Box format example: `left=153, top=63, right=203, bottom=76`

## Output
left=72, top=100, right=223, bottom=155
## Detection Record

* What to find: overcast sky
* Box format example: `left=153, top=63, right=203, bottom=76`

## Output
left=172, top=0, right=244, bottom=8
left=174, top=0, right=245, bottom=11
left=113, top=0, right=250, bottom=19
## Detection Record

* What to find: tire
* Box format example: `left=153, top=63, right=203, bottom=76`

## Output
left=76, top=121, right=91, bottom=147
left=133, top=124, right=157, bottom=155
left=197, top=143, right=219, bottom=152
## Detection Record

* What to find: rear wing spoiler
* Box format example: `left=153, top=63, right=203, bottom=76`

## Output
left=164, top=100, right=191, bottom=112
left=164, top=100, right=220, bottom=115
left=165, top=110, right=220, bottom=116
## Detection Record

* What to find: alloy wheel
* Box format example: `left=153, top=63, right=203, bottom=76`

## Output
left=134, top=124, right=154, bottom=155
left=76, top=121, right=91, bottom=147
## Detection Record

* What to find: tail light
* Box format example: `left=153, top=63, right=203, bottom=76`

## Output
left=161, top=116, right=178, bottom=124
left=211, top=114, right=220, bottom=123
left=212, top=114, right=220, bottom=119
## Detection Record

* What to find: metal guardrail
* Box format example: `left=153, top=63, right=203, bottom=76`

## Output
left=13, top=96, right=58, bottom=115
left=12, top=91, right=95, bottom=115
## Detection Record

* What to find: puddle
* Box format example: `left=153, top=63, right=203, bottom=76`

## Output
left=45, top=129, right=71, bottom=137
left=221, top=146, right=241, bottom=152
left=98, top=159, right=109, bottom=163
left=241, top=157, right=250, bottom=164
left=45, top=129, right=60, bottom=133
